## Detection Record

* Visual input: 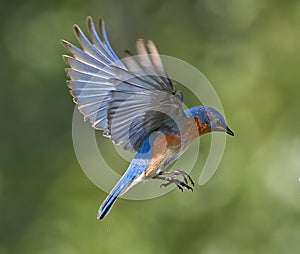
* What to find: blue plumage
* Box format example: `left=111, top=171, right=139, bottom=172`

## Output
left=63, top=17, right=234, bottom=220
left=97, top=136, right=152, bottom=219
left=185, top=106, right=234, bottom=135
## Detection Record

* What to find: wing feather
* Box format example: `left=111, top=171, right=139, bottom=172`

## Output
left=63, top=17, right=187, bottom=151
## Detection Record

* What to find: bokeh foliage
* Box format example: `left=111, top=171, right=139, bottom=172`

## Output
left=1, top=0, right=300, bottom=253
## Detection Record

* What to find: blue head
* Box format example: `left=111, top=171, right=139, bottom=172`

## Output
left=185, top=106, right=234, bottom=136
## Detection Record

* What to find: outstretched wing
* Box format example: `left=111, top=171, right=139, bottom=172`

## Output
left=63, top=16, right=188, bottom=152
left=62, top=16, right=124, bottom=130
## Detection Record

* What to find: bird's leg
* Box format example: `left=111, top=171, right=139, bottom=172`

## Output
left=153, top=170, right=194, bottom=191
left=161, top=170, right=195, bottom=186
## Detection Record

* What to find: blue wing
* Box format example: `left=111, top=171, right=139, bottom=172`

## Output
left=63, top=17, right=187, bottom=151
left=62, top=17, right=124, bottom=130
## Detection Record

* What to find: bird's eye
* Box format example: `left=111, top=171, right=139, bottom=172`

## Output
left=216, top=119, right=222, bottom=126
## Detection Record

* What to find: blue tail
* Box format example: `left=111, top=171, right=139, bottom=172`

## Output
left=97, top=186, right=122, bottom=220
left=97, top=139, right=151, bottom=220
left=97, top=166, right=142, bottom=220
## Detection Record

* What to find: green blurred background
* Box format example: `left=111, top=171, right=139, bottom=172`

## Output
left=1, top=0, right=300, bottom=253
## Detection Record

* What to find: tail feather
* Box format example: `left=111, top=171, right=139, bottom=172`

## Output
left=97, top=153, right=149, bottom=220
left=97, top=175, right=133, bottom=220
left=97, top=191, right=119, bottom=220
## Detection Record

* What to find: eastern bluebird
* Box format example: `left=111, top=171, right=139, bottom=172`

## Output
left=62, top=17, right=234, bottom=220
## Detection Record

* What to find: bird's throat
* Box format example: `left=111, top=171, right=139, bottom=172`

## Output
left=193, top=117, right=211, bottom=137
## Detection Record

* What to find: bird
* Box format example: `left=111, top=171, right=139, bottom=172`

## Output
left=62, top=16, right=234, bottom=220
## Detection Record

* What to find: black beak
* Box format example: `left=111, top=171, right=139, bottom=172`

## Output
left=226, top=126, right=234, bottom=136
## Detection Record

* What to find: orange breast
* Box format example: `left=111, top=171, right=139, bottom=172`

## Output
left=193, top=117, right=211, bottom=136
left=144, top=133, right=181, bottom=176
left=143, top=117, right=211, bottom=177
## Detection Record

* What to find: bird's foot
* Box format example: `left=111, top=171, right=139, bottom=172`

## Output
left=154, top=170, right=194, bottom=191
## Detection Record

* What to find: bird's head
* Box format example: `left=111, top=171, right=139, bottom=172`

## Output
left=185, top=106, right=234, bottom=136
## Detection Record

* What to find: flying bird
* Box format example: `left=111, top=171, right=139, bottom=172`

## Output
left=62, top=16, right=234, bottom=220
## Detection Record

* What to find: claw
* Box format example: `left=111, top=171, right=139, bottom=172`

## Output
left=177, top=184, right=184, bottom=192
left=155, top=170, right=194, bottom=192
left=187, top=174, right=195, bottom=186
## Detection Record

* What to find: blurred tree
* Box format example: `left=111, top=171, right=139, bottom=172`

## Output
left=0, top=0, right=299, bottom=253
